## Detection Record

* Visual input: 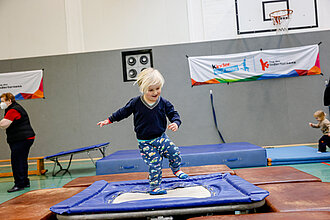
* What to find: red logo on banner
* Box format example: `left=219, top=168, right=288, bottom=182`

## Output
left=260, top=59, right=269, bottom=71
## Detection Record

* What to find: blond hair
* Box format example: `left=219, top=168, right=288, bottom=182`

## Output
left=0, top=92, right=15, bottom=102
left=314, top=110, right=326, bottom=120
left=135, top=68, right=164, bottom=94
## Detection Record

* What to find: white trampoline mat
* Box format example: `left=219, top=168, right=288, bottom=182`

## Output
left=112, top=186, right=211, bottom=204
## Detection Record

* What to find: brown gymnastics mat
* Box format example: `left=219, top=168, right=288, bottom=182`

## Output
left=234, top=166, right=321, bottom=185
left=259, top=182, right=330, bottom=212
left=0, top=187, right=86, bottom=220
left=188, top=211, right=330, bottom=220
left=63, top=164, right=235, bottom=188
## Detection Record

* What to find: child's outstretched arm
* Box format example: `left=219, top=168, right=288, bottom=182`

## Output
left=97, top=97, right=136, bottom=128
left=309, top=122, right=320, bottom=128
left=166, top=110, right=181, bottom=132
left=164, top=99, right=182, bottom=132
left=97, top=118, right=111, bottom=127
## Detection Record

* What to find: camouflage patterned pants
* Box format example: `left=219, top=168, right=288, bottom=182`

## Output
left=138, top=133, right=182, bottom=190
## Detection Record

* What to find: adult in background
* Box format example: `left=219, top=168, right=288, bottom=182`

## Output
left=324, top=80, right=330, bottom=106
left=0, top=93, right=35, bottom=192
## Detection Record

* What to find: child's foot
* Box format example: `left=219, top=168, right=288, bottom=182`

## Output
left=317, top=151, right=326, bottom=153
left=174, top=170, right=189, bottom=179
left=149, top=188, right=167, bottom=195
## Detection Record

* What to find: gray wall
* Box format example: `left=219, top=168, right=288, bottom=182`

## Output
left=0, top=30, right=329, bottom=159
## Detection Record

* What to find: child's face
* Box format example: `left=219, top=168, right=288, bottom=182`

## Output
left=144, top=84, right=162, bottom=103
left=315, top=116, right=323, bottom=122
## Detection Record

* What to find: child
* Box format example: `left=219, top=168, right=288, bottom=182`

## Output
left=97, top=68, right=188, bottom=195
left=309, top=110, right=330, bottom=153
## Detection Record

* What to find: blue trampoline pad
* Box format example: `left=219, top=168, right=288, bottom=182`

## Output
left=51, top=173, right=269, bottom=215
left=266, top=146, right=330, bottom=165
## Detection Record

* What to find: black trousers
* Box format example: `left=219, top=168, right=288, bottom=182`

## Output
left=9, top=139, right=34, bottom=187
left=318, top=135, right=330, bottom=152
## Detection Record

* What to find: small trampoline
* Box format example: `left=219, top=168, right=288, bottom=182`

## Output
left=51, top=173, right=269, bottom=219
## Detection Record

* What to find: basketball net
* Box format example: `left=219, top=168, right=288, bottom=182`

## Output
left=269, top=9, right=293, bottom=34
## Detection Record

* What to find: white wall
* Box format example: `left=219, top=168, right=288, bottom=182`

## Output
left=0, top=0, right=68, bottom=59
left=80, top=0, right=190, bottom=52
left=0, top=0, right=329, bottom=60
left=188, top=0, right=330, bottom=41
left=0, top=0, right=190, bottom=60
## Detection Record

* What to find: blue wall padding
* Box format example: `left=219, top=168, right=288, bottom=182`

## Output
left=266, top=146, right=330, bottom=165
left=45, top=142, right=110, bottom=159
left=96, top=142, right=267, bottom=175
left=50, top=173, right=269, bottom=214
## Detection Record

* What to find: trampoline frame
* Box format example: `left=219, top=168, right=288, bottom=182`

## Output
left=56, top=200, right=265, bottom=219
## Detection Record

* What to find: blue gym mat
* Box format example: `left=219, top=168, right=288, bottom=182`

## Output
left=96, top=142, right=267, bottom=175
left=266, top=146, right=330, bottom=165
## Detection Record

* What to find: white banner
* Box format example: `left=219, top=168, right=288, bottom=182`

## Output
left=188, top=44, right=321, bottom=86
left=0, top=70, right=44, bottom=100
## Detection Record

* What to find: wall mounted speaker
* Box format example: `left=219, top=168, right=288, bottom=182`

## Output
left=122, top=49, right=153, bottom=82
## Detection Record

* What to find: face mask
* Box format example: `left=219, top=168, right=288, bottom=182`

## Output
left=0, top=102, right=8, bottom=109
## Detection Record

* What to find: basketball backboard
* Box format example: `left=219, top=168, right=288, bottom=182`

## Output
left=235, top=0, right=318, bottom=34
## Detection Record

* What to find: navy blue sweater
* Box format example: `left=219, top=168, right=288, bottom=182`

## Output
left=109, top=96, right=181, bottom=140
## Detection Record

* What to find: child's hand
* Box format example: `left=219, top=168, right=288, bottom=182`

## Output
left=168, top=122, right=178, bottom=132
left=309, top=122, right=313, bottom=127
left=97, top=119, right=110, bottom=127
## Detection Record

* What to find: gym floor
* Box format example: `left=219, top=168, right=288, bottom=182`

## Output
left=0, top=147, right=329, bottom=205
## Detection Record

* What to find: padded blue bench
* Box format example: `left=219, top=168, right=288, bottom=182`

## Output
left=96, top=142, right=266, bottom=175
left=45, top=142, right=110, bottom=176
left=266, top=146, right=330, bottom=165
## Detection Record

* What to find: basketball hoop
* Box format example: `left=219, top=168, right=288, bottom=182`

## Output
left=269, top=9, right=293, bottom=34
